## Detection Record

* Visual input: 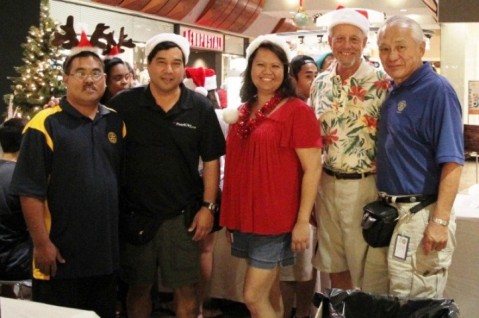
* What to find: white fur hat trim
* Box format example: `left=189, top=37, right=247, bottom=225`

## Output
left=246, top=34, right=293, bottom=62
left=328, top=8, right=370, bottom=36
left=145, top=33, right=190, bottom=64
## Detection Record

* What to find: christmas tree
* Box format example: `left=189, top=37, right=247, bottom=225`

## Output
left=3, top=0, right=65, bottom=119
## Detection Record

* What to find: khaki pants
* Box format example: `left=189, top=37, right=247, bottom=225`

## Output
left=387, top=202, right=456, bottom=298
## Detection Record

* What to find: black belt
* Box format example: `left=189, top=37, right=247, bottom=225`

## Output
left=379, top=193, right=436, bottom=203
left=323, top=167, right=375, bottom=180
left=379, top=193, right=438, bottom=214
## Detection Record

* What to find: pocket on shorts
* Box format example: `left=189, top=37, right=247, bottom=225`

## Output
left=411, top=250, right=451, bottom=297
left=171, top=230, right=200, bottom=271
left=413, top=245, right=453, bottom=276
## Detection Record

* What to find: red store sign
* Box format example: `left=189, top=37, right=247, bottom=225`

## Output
left=180, top=26, right=224, bottom=52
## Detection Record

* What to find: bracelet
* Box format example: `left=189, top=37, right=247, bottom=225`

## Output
left=431, top=217, right=449, bottom=226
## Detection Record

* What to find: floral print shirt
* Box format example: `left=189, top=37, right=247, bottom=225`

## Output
left=310, top=60, right=390, bottom=173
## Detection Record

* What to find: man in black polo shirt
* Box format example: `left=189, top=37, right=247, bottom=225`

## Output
left=10, top=50, right=125, bottom=318
left=108, top=34, right=225, bottom=318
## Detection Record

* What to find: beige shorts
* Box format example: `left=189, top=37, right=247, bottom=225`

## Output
left=280, top=225, right=316, bottom=282
left=313, top=173, right=377, bottom=288
left=387, top=202, right=456, bottom=298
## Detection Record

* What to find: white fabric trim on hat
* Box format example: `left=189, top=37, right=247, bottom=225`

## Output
left=328, top=8, right=370, bottom=36
left=145, top=33, right=190, bottom=64
left=68, top=46, right=102, bottom=58
left=183, top=78, right=197, bottom=91
left=204, top=75, right=217, bottom=91
left=246, top=34, right=293, bottom=62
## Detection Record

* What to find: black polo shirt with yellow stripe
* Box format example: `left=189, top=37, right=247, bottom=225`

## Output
left=108, top=84, right=225, bottom=219
left=10, top=97, right=125, bottom=279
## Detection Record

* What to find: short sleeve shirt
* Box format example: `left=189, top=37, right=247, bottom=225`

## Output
left=310, top=60, right=390, bottom=173
left=10, top=98, right=125, bottom=279
left=109, top=85, right=226, bottom=218
left=220, top=98, right=322, bottom=235
left=376, top=63, right=464, bottom=195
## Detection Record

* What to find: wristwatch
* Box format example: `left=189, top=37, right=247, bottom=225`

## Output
left=431, top=217, right=449, bottom=226
left=202, top=201, right=218, bottom=214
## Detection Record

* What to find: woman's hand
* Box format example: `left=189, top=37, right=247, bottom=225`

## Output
left=291, top=220, right=310, bottom=252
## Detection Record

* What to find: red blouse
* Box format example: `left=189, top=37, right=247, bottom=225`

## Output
left=220, top=97, right=322, bottom=235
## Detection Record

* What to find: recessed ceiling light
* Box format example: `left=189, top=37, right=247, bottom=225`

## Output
left=400, top=9, right=407, bottom=12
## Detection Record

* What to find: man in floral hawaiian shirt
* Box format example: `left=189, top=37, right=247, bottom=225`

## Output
left=310, top=8, right=390, bottom=293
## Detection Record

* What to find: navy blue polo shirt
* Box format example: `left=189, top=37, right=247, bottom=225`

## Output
left=10, top=97, right=125, bottom=279
left=376, top=63, right=464, bottom=195
left=109, top=84, right=225, bottom=219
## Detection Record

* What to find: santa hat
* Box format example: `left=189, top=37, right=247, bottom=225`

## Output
left=246, top=34, right=293, bottom=62
left=145, top=33, right=190, bottom=64
left=69, top=31, right=102, bottom=57
left=184, top=67, right=217, bottom=96
left=104, top=45, right=120, bottom=59
left=328, top=7, right=370, bottom=36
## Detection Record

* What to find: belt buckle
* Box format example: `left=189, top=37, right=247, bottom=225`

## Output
left=379, top=192, right=396, bottom=203
left=378, top=192, right=389, bottom=200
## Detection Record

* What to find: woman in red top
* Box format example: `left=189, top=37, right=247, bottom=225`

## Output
left=220, top=34, right=322, bottom=317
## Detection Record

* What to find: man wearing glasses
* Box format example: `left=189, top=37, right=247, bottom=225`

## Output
left=10, top=50, right=125, bottom=318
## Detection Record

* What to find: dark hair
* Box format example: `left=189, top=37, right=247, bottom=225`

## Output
left=0, top=118, right=28, bottom=153
left=63, top=50, right=104, bottom=74
left=289, top=55, right=317, bottom=80
left=125, top=61, right=136, bottom=79
left=206, top=90, right=220, bottom=109
left=240, top=42, right=295, bottom=103
left=147, top=41, right=186, bottom=65
left=104, top=57, right=125, bottom=82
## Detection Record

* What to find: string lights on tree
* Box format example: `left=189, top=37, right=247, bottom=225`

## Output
left=3, top=0, right=66, bottom=119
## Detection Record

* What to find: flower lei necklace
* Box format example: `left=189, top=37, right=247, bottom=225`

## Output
left=236, top=93, right=283, bottom=139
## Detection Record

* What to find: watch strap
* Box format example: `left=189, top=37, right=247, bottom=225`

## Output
left=202, top=201, right=218, bottom=213
left=431, top=217, right=449, bottom=226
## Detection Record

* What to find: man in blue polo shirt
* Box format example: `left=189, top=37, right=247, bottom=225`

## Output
left=375, top=16, right=464, bottom=298
left=108, top=34, right=225, bottom=318
left=10, top=50, right=126, bottom=317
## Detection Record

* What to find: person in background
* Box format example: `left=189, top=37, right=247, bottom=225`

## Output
left=375, top=15, right=463, bottom=298
left=0, top=117, right=31, bottom=299
left=108, top=33, right=225, bottom=318
left=289, top=55, right=318, bottom=102
left=315, top=52, right=335, bottom=73
left=279, top=54, right=318, bottom=318
left=184, top=66, right=226, bottom=318
left=309, top=8, right=390, bottom=292
left=100, top=57, right=131, bottom=104
left=10, top=50, right=126, bottom=318
left=220, top=34, right=322, bottom=317
left=216, top=85, right=228, bottom=109
left=125, top=61, right=141, bottom=88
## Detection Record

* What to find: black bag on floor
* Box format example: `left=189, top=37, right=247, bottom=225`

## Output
left=313, top=289, right=460, bottom=318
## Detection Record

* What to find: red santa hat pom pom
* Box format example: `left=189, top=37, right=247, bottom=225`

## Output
left=70, top=31, right=101, bottom=56
left=105, top=45, right=120, bottom=59
left=222, top=107, right=239, bottom=124
left=184, top=67, right=217, bottom=97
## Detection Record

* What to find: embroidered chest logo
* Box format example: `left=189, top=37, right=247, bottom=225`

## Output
left=397, top=100, right=407, bottom=113
left=173, top=122, right=197, bottom=129
left=108, top=132, right=118, bottom=144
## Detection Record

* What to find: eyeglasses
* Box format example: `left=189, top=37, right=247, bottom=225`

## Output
left=69, top=70, right=105, bottom=81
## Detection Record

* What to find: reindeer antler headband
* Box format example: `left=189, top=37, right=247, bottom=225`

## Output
left=52, top=15, right=135, bottom=57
